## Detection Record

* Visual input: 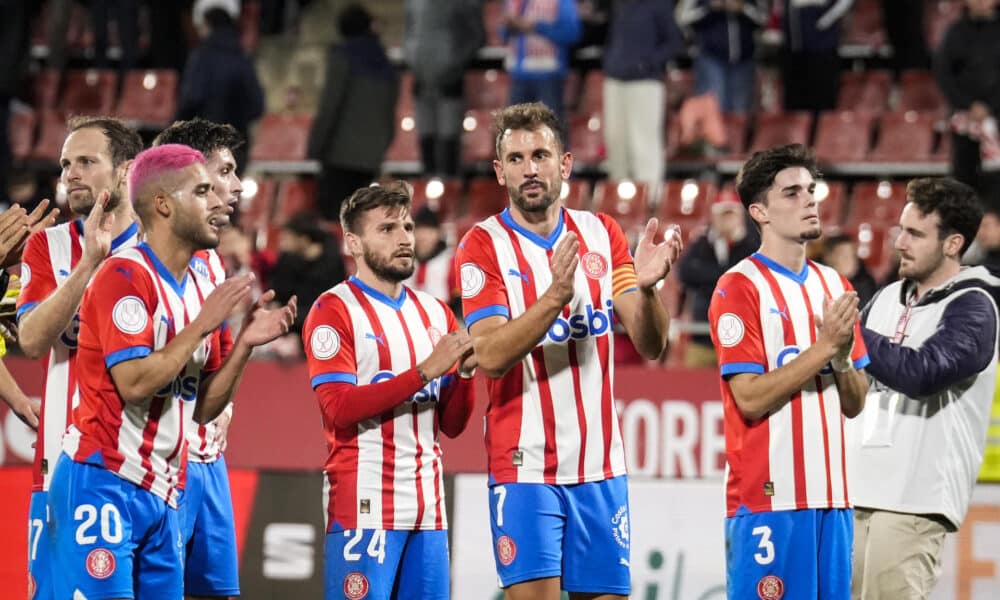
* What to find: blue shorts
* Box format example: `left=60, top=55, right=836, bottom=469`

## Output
left=324, top=527, right=449, bottom=600
left=725, top=507, right=853, bottom=600
left=487, top=475, right=631, bottom=594
left=47, top=453, right=183, bottom=600
left=180, top=457, right=240, bottom=596
left=28, top=490, right=53, bottom=600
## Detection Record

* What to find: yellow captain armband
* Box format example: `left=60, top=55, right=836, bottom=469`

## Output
left=612, top=263, right=638, bottom=298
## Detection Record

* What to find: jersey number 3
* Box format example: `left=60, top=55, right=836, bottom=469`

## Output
left=751, top=525, right=775, bottom=565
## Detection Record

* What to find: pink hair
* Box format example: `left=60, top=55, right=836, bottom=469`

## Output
left=128, top=144, right=206, bottom=205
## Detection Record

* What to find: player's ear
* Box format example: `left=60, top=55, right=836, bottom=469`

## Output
left=748, top=203, right=767, bottom=227
left=492, top=159, right=506, bottom=186
left=943, top=232, right=964, bottom=259
left=343, top=230, right=362, bottom=257
left=154, top=191, right=172, bottom=218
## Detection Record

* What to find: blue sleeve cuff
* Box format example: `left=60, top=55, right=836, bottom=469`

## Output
left=311, top=372, right=358, bottom=390
left=853, top=354, right=871, bottom=370
left=720, top=362, right=766, bottom=377
left=105, top=346, right=152, bottom=368
left=16, top=302, right=38, bottom=321
left=465, top=304, right=510, bottom=328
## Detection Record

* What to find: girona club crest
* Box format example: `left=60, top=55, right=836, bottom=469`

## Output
left=582, top=252, right=608, bottom=280
left=86, top=548, right=116, bottom=580
left=344, top=572, right=370, bottom=599
left=496, top=535, right=517, bottom=566
left=757, top=575, right=784, bottom=599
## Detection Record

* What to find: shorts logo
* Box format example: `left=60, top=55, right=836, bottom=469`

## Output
left=757, top=575, right=784, bottom=599
left=582, top=252, right=608, bottom=279
left=21, top=264, right=31, bottom=287
left=310, top=325, right=340, bottom=360
left=427, top=326, right=443, bottom=346
left=86, top=548, right=116, bottom=580
left=343, top=572, right=369, bottom=599
left=716, top=313, right=745, bottom=347
left=112, top=296, right=148, bottom=335
left=611, top=505, right=630, bottom=549
left=496, top=535, right=517, bottom=566
left=27, top=573, right=36, bottom=598
left=460, top=263, right=486, bottom=298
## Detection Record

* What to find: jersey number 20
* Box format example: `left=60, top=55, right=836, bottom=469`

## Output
left=75, top=503, right=123, bottom=545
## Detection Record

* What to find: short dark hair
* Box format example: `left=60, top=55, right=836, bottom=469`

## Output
left=493, top=102, right=565, bottom=159
left=338, top=3, right=372, bottom=38
left=822, top=233, right=855, bottom=255
left=340, top=183, right=411, bottom=234
left=66, top=116, right=143, bottom=167
left=906, top=177, right=983, bottom=255
left=283, top=212, right=328, bottom=244
left=205, top=7, right=236, bottom=30
left=153, top=118, right=244, bottom=158
left=736, top=144, right=821, bottom=212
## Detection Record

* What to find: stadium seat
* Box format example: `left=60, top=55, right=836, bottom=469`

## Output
left=665, top=69, right=695, bottom=111
left=240, top=0, right=261, bottom=53
left=845, top=223, right=897, bottom=281
left=658, top=179, right=717, bottom=220
left=897, top=70, right=947, bottom=115
left=567, top=112, right=606, bottom=167
left=61, top=69, right=117, bottom=116
left=815, top=180, right=848, bottom=226
left=384, top=74, right=420, bottom=170
left=837, top=70, right=891, bottom=114
left=275, top=178, right=318, bottom=222
left=842, top=0, right=886, bottom=49
left=564, top=70, right=582, bottom=113
left=32, top=69, right=61, bottom=109
left=592, top=180, right=651, bottom=237
left=464, top=177, right=508, bottom=220
left=927, top=0, right=962, bottom=50
left=869, top=111, right=936, bottom=162
left=250, top=113, right=313, bottom=163
left=578, top=70, right=605, bottom=115
left=560, top=178, right=592, bottom=211
left=30, top=109, right=68, bottom=163
left=845, top=180, right=907, bottom=227
left=748, top=112, right=813, bottom=154
left=409, top=177, right=464, bottom=219
left=482, top=0, right=504, bottom=47
left=461, top=109, right=496, bottom=167
left=240, top=177, right=277, bottom=232
left=10, top=108, right=36, bottom=162
left=465, top=69, right=509, bottom=110
left=115, top=70, right=178, bottom=127
left=813, top=111, right=874, bottom=164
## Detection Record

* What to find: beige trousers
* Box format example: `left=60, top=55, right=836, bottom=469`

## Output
left=852, top=507, right=948, bottom=600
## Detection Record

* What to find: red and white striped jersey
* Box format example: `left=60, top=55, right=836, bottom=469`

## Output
left=454, top=208, right=637, bottom=485
left=15, top=219, right=140, bottom=491
left=708, top=253, right=870, bottom=517
left=404, top=247, right=457, bottom=303
left=64, top=243, right=223, bottom=508
left=185, top=249, right=233, bottom=463
left=304, top=277, right=459, bottom=531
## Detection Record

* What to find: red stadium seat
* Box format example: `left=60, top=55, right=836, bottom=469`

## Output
left=564, top=70, right=582, bottom=113
left=409, top=177, right=464, bottom=219
left=250, top=113, right=313, bottom=163
left=567, top=112, right=606, bottom=167
left=482, top=0, right=504, bottom=47
left=115, top=70, right=178, bottom=127
left=465, top=177, right=507, bottom=220
left=10, top=108, right=36, bottom=162
left=845, top=224, right=897, bottom=281
left=845, top=180, right=908, bottom=227
left=665, top=69, right=695, bottom=111
left=842, top=0, right=886, bottom=49
left=61, top=69, right=117, bottom=116
left=813, top=111, right=874, bottom=164
left=869, top=111, right=936, bottom=162
left=837, top=70, right=891, bottom=114
left=240, top=0, right=261, bottom=53
left=815, top=180, right=848, bottom=226
left=275, top=178, right=318, bottom=222
left=384, top=74, right=420, bottom=168
left=32, top=69, right=61, bottom=109
left=658, top=179, right=717, bottom=220
left=461, top=109, right=496, bottom=166
left=465, top=69, right=509, bottom=110
left=578, top=70, right=605, bottom=115
left=560, top=178, right=592, bottom=211
left=592, top=180, right=651, bottom=238
left=30, top=109, right=68, bottom=163
left=749, top=112, right=812, bottom=154
left=897, top=70, right=947, bottom=115
left=241, top=177, right=277, bottom=231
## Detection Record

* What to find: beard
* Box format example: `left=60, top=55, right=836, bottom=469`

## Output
left=69, top=180, right=123, bottom=216
left=800, top=226, right=822, bottom=242
left=509, top=180, right=557, bottom=213
left=173, top=210, right=219, bottom=250
left=898, top=247, right=945, bottom=282
left=363, top=246, right=414, bottom=282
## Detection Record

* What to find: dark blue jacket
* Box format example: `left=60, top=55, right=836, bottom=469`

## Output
left=602, top=0, right=681, bottom=80
left=676, top=0, right=767, bottom=64
left=781, top=0, right=854, bottom=54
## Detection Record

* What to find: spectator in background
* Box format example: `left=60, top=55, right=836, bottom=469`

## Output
left=971, top=208, right=1000, bottom=272
left=502, top=0, right=581, bottom=124
left=0, top=0, right=32, bottom=204
left=676, top=0, right=768, bottom=114
left=178, top=1, right=264, bottom=171
left=601, top=0, right=679, bottom=192
left=270, top=212, right=346, bottom=338
left=822, top=233, right=878, bottom=307
left=677, top=189, right=758, bottom=367
left=881, top=0, right=930, bottom=72
left=778, top=0, right=854, bottom=112
left=308, top=3, right=398, bottom=220
left=404, top=0, right=484, bottom=177
left=935, top=0, right=1000, bottom=200
left=404, top=206, right=460, bottom=314
left=90, top=0, right=139, bottom=74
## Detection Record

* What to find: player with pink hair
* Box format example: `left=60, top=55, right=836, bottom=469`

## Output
left=47, top=143, right=296, bottom=599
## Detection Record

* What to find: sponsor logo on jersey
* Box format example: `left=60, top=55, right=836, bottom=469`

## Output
left=582, top=252, right=608, bottom=280
left=190, top=257, right=210, bottom=279
left=157, top=374, right=199, bottom=401
left=544, top=299, right=615, bottom=344
left=776, top=345, right=835, bottom=375
left=60, top=313, right=81, bottom=349
left=716, top=313, right=745, bottom=347
left=86, top=548, right=116, bottom=580
left=112, top=296, right=148, bottom=335
left=310, top=325, right=341, bottom=360
left=460, top=263, right=486, bottom=298
left=757, top=574, right=784, bottom=599
left=611, top=504, right=630, bottom=549
left=343, top=571, right=370, bottom=599
left=371, top=371, right=442, bottom=403
left=496, top=535, right=517, bottom=566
